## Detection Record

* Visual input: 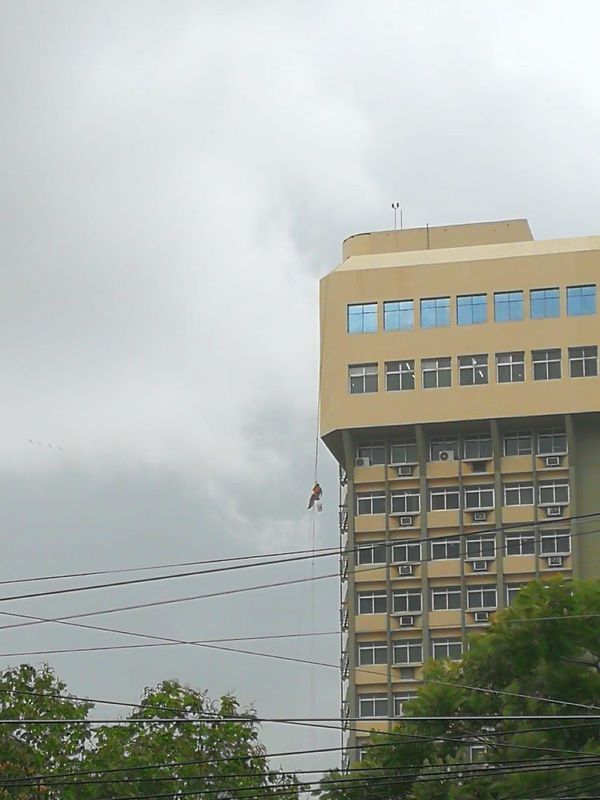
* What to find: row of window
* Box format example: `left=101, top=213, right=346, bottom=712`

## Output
left=357, top=530, right=570, bottom=564
left=358, top=691, right=416, bottom=718
left=347, top=285, right=596, bottom=333
left=349, top=346, right=598, bottom=394
left=356, top=481, right=570, bottom=515
left=357, top=430, right=567, bottom=464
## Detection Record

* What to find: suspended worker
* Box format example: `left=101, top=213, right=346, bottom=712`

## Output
left=307, top=482, right=323, bottom=510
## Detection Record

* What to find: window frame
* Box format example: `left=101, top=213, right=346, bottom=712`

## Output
left=356, top=492, right=386, bottom=515
left=357, top=541, right=387, bottom=565
left=567, top=284, right=596, bottom=317
left=393, top=692, right=417, bottom=717
left=537, top=429, right=567, bottom=455
left=422, top=356, right=452, bottom=389
left=349, top=363, right=378, bottom=394
left=429, top=437, right=459, bottom=461
left=431, top=585, right=462, bottom=610
left=503, top=482, right=534, bottom=506
left=506, top=584, right=526, bottom=605
left=496, top=351, right=525, bottom=383
left=356, top=442, right=386, bottom=466
left=569, top=346, right=598, bottom=378
left=358, top=591, right=388, bottom=615
left=358, top=693, right=388, bottom=718
left=392, top=589, right=423, bottom=614
left=538, top=480, right=570, bottom=506
left=464, top=433, right=493, bottom=460
left=390, top=490, right=420, bottom=515
left=530, top=287, right=560, bottom=320
left=467, top=585, right=498, bottom=610
left=432, top=638, right=463, bottom=661
left=358, top=641, right=388, bottom=665
left=494, top=290, right=524, bottom=322
left=392, top=639, right=423, bottom=665
left=347, top=303, right=377, bottom=333
left=431, top=537, right=461, bottom=560
left=384, top=299, right=414, bottom=331
left=503, top=431, right=533, bottom=456
left=540, top=529, right=571, bottom=555
left=390, top=440, right=418, bottom=465
left=429, top=486, right=460, bottom=511
left=459, top=354, right=489, bottom=386
left=385, top=360, right=416, bottom=392
left=532, top=348, right=562, bottom=381
left=420, top=296, right=451, bottom=328
left=391, top=541, right=422, bottom=564
left=457, top=294, right=487, bottom=326
left=464, top=484, right=495, bottom=510
left=505, top=532, right=535, bottom=556
left=465, top=533, right=496, bottom=560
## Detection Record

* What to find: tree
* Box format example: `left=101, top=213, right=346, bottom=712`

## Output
left=320, top=577, right=600, bottom=800
left=0, top=669, right=299, bottom=800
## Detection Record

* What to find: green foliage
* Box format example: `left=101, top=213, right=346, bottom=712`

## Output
left=320, top=578, right=600, bottom=800
left=0, top=667, right=299, bottom=799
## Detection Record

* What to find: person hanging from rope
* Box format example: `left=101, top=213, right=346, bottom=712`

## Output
left=307, top=482, right=323, bottom=510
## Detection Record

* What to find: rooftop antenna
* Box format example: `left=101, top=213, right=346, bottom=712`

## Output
left=391, top=202, right=403, bottom=231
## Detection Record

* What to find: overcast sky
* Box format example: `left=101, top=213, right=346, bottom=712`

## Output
left=2, top=0, right=600, bottom=777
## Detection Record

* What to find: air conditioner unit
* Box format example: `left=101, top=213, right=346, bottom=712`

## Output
left=397, top=465, right=413, bottom=477
left=439, top=450, right=455, bottom=462
left=545, top=455, right=561, bottom=468
left=548, top=555, right=563, bottom=567
left=399, top=615, right=415, bottom=627
left=471, top=461, right=488, bottom=473
left=355, top=456, right=370, bottom=468
left=546, top=506, right=562, bottom=517
left=473, top=560, right=488, bottom=572
left=399, top=564, right=414, bottom=576
left=474, top=610, right=490, bottom=623
left=398, top=667, right=416, bottom=680
left=399, top=516, right=414, bottom=527
left=473, top=511, right=488, bottom=522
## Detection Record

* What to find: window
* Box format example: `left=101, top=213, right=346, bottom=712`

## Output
left=467, top=585, right=497, bottom=609
left=393, top=692, right=416, bottom=716
left=386, top=360, right=415, bottom=391
left=470, top=745, right=487, bottom=763
left=541, top=529, right=571, bottom=555
left=357, top=542, right=387, bottom=565
left=497, top=352, right=525, bottom=383
left=457, top=294, right=487, bottom=325
left=432, top=586, right=461, bottom=610
left=356, top=492, right=386, bottom=515
left=391, top=440, right=418, bottom=465
left=506, top=584, right=525, bottom=605
left=420, top=297, right=450, bottom=328
left=384, top=300, right=413, bottom=331
left=391, top=490, right=420, bottom=514
left=503, top=431, right=532, bottom=456
left=348, top=303, right=377, bottom=333
left=430, top=437, right=459, bottom=461
left=459, top=354, right=488, bottom=386
left=422, top=357, right=452, bottom=389
left=392, top=541, right=421, bottom=563
left=464, top=485, right=495, bottom=510
left=358, top=694, right=388, bottom=718
left=464, top=433, right=493, bottom=460
left=530, top=288, right=560, bottom=319
left=358, top=591, right=387, bottom=614
left=569, top=346, right=598, bottom=378
left=429, top=486, right=460, bottom=511
left=503, top=482, right=534, bottom=506
left=494, top=291, right=524, bottom=322
left=393, top=639, right=423, bottom=664
left=349, top=364, right=378, bottom=394
left=432, top=638, right=463, bottom=661
left=358, top=641, right=387, bottom=665
left=431, top=538, right=460, bottom=560
left=567, top=285, right=596, bottom=316
left=539, top=480, right=570, bottom=505
left=532, top=349, right=561, bottom=381
left=392, top=589, right=422, bottom=613
left=505, top=532, right=535, bottom=556
left=537, top=429, right=567, bottom=455
left=356, top=442, right=386, bottom=465
left=466, top=533, right=495, bottom=560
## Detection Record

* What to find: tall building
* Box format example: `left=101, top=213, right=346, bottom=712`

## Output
left=318, top=219, right=600, bottom=765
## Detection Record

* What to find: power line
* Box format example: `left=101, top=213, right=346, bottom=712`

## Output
left=1, top=716, right=599, bottom=725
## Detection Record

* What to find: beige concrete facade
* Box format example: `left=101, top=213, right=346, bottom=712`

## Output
left=320, top=220, right=600, bottom=766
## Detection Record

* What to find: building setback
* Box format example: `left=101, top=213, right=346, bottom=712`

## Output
left=318, top=219, right=600, bottom=766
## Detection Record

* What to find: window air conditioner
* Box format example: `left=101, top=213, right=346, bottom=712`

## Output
left=399, top=615, right=415, bottom=627
left=473, top=511, right=488, bottom=522
left=474, top=610, right=490, bottom=623
left=439, top=450, right=455, bottom=462
left=355, top=456, right=370, bottom=468
left=399, top=667, right=416, bottom=680
left=397, top=465, right=413, bottom=477
left=546, top=506, right=562, bottom=517
left=399, top=564, right=414, bottom=576
left=473, top=560, right=488, bottom=572
left=545, top=455, right=561, bottom=468
left=548, top=555, right=563, bottom=567
left=399, top=516, right=414, bottom=527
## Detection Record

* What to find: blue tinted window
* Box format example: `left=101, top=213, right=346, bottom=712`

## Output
left=494, top=291, right=524, bottom=322
left=348, top=303, right=377, bottom=333
left=384, top=300, right=413, bottom=330
left=457, top=294, right=487, bottom=325
left=420, top=297, right=450, bottom=328
left=530, top=288, right=559, bottom=319
left=567, top=285, right=596, bottom=316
